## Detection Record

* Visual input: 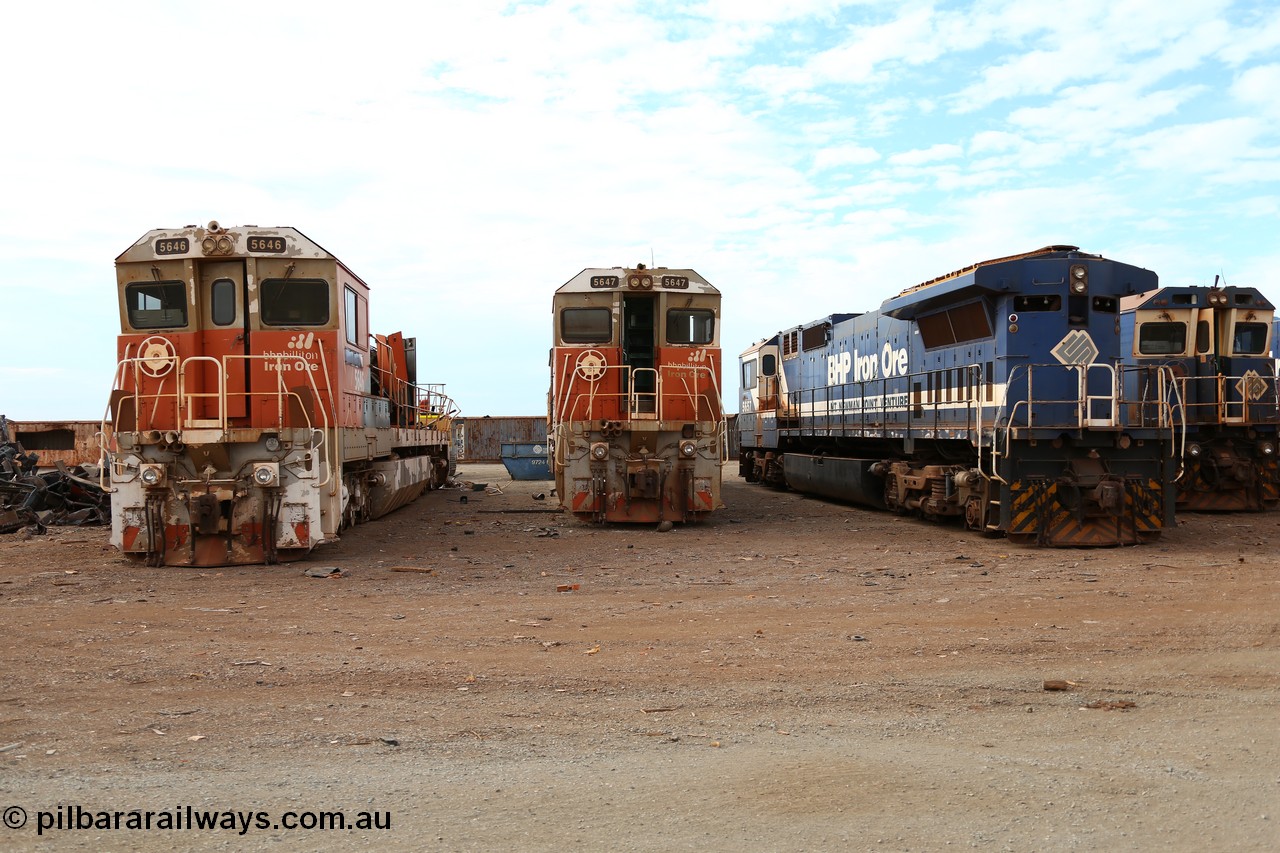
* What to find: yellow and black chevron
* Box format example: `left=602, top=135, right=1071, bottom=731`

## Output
left=1005, top=477, right=1165, bottom=546
left=1176, top=456, right=1280, bottom=512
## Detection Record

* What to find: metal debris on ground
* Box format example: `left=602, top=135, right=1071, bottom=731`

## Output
left=303, top=566, right=343, bottom=578
left=0, top=415, right=111, bottom=534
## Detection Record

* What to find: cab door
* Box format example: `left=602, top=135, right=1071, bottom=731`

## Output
left=196, top=261, right=249, bottom=421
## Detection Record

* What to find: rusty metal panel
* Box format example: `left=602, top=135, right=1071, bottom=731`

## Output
left=7, top=421, right=108, bottom=469
left=454, top=417, right=547, bottom=462
left=726, top=413, right=740, bottom=459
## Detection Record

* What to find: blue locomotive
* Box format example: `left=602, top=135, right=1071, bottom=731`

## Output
left=1119, top=282, right=1277, bottom=511
left=737, top=246, right=1182, bottom=546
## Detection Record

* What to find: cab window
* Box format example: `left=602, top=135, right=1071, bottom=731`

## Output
left=261, top=279, right=330, bottom=326
left=126, top=281, right=187, bottom=329
left=667, top=309, right=715, bottom=345
left=561, top=308, right=611, bottom=343
left=1233, top=322, right=1269, bottom=354
left=211, top=279, right=236, bottom=326
left=344, top=287, right=361, bottom=345
left=742, top=359, right=757, bottom=389
left=1138, top=322, right=1187, bottom=355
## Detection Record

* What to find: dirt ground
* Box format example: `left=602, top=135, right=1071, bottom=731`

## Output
left=1, top=463, right=1277, bottom=852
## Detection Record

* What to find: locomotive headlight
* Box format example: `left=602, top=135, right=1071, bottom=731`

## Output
left=680, top=439, right=697, bottom=457
left=253, top=463, right=279, bottom=486
left=139, top=463, right=165, bottom=487
left=1069, top=265, right=1088, bottom=294
left=1260, top=441, right=1275, bottom=456
left=1188, top=443, right=1202, bottom=458
left=264, top=436, right=281, bottom=452
left=590, top=442, right=609, bottom=461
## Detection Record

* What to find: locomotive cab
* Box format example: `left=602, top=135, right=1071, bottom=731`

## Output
left=1121, top=284, right=1278, bottom=510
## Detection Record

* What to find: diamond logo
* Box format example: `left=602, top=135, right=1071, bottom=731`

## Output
left=1237, top=369, right=1268, bottom=401
left=1050, top=330, right=1099, bottom=365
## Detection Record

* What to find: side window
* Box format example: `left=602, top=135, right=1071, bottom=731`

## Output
left=260, top=279, right=330, bottom=326
left=344, top=287, right=359, bottom=345
left=561, top=308, right=612, bottom=343
left=667, top=308, right=715, bottom=345
left=1138, top=322, right=1187, bottom=355
left=211, top=279, right=236, bottom=327
left=126, top=281, right=188, bottom=329
left=742, top=359, right=757, bottom=389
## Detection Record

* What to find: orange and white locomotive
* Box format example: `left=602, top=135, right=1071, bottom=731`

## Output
left=104, top=221, right=457, bottom=566
left=548, top=265, right=726, bottom=524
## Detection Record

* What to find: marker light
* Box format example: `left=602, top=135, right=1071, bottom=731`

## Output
left=590, top=442, right=609, bottom=461
left=253, top=463, right=279, bottom=486
left=680, top=440, right=697, bottom=457
left=139, top=464, right=164, bottom=486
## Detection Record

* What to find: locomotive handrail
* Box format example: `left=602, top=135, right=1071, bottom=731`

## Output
left=549, top=357, right=725, bottom=474
left=1167, top=372, right=1277, bottom=426
left=103, top=351, right=334, bottom=489
left=1079, top=362, right=1118, bottom=428
left=630, top=367, right=660, bottom=417
left=553, top=361, right=723, bottom=427
left=178, top=356, right=226, bottom=429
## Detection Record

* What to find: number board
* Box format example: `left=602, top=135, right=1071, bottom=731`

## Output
left=590, top=275, right=619, bottom=288
left=247, top=236, right=287, bottom=253
left=155, top=238, right=190, bottom=256
left=661, top=276, right=689, bottom=289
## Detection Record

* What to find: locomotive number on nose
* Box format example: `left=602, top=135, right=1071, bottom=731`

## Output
left=247, top=236, right=287, bottom=253
left=155, top=238, right=190, bottom=255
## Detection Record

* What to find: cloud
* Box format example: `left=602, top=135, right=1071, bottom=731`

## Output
left=1, top=0, right=1278, bottom=419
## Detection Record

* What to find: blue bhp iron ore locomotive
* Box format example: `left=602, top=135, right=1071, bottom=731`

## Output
left=737, top=246, right=1182, bottom=546
left=1120, top=283, right=1278, bottom=511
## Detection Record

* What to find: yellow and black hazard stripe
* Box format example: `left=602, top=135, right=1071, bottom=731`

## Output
left=1177, top=456, right=1280, bottom=511
left=1005, top=478, right=1165, bottom=546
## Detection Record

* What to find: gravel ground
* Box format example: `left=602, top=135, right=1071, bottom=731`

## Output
left=1, top=463, right=1277, bottom=851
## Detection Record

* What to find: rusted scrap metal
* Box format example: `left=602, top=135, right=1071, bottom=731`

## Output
left=0, top=415, right=110, bottom=534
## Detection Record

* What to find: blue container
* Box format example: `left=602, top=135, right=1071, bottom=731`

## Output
left=500, top=443, right=553, bottom=480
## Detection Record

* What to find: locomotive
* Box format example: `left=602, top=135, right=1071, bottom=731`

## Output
left=103, top=221, right=457, bottom=566
left=1120, top=283, right=1278, bottom=510
left=548, top=265, right=725, bottom=523
left=738, top=246, right=1182, bottom=546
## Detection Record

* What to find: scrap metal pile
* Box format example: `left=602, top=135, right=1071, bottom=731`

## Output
left=0, top=416, right=110, bottom=534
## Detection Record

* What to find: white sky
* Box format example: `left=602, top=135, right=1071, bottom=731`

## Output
left=3, top=0, right=1278, bottom=420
